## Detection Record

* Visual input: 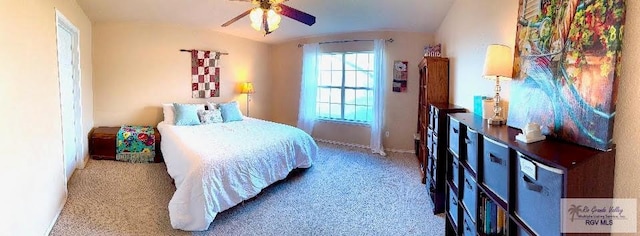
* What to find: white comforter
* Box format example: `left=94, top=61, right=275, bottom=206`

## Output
left=157, top=118, right=317, bottom=231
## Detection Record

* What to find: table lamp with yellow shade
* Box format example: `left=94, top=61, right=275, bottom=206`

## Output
left=240, top=82, right=255, bottom=116
left=483, top=44, right=513, bottom=126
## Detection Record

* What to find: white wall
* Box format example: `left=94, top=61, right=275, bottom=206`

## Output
left=270, top=31, right=433, bottom=150
left=0, top=0, right=94, bottom=234
left=92, top=22, right=271, bottom=126
left=436, top=0, right=640, bottom=231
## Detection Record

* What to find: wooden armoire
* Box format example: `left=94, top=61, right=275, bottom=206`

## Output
left=416, top=57, right=450, bottom=183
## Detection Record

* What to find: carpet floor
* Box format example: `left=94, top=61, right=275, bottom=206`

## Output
left=50, top=143, right=445, bottom=235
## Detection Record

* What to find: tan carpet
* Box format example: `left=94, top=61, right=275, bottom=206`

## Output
left=50, top=143, right=445, bottom=235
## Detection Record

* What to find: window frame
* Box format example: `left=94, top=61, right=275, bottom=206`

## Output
left=316, top=51, right=374, bottom=125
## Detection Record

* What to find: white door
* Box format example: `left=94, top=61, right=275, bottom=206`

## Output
left=56, top=12, right=81, bottom=181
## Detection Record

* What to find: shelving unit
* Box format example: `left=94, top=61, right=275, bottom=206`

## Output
left=426, top=103, right=466, bottom=214
left=445, top=113, right=616, bottom=236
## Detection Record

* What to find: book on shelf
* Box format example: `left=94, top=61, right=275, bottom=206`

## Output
left=497, top=207, right=504, bottom=234
left=490, top=200, right=496, bottom=233
left=484, top=198, right=490, bottom=233
left=480, top=194, right=507, bottom=236
left=479, top=197, right=485, bottom=230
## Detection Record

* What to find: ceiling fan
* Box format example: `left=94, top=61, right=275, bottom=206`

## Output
left=221, top=0, right=316, bottom=35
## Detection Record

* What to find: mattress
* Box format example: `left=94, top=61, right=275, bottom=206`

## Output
left=157, top=118, right=317, bottom=231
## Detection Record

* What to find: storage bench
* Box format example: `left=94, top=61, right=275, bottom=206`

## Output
left=89, top=126, right=163, bottom=163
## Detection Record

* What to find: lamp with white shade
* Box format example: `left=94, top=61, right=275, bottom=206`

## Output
left=483, top=44, right=513, bottom=125
left=240, top=82, right=255, bottom=116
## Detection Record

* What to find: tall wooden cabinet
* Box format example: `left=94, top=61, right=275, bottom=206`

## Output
left=417, top=57, right=450, bottom=183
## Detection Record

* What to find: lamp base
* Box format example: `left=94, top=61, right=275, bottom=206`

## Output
left=487, top=116, right=506, bottom=126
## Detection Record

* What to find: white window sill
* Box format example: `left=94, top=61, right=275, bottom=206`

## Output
left=317, top=118, right=370, bottom=127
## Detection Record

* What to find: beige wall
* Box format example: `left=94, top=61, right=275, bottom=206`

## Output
left=435, top=0, right=518, bottom=109
left=0, top=0, right=93, bottom=234
left=92, top=22, right=271, bottom=126
left=270, top=31, right=433, bottom=150
left=436, top=0, right=640, bottom=229
left=611, top=2, right=640, bottom=233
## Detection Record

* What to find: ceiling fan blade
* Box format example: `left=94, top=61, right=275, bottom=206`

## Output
left=221, top=9, right=252, bottom=27
left=278, top=4, right=316, bottom=26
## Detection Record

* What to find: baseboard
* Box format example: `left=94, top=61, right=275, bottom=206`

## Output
left=314, top=139, right=415, bottom=154
left=77, top=154, right=89, bottom=169
left=45, top=193, right=67, bottom=235
left=385, top=148, right=415, bottom=154
left=315, top=138, right=369, bottom=149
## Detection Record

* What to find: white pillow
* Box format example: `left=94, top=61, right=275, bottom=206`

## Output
left=206, top=101, right=217, bottom=110
left=163, top=103, right=205, bottom=124
left=162, top=104, right=175, bottom=124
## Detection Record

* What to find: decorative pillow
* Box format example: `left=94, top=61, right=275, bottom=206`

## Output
left=162, top=104, right=175, bottom=124
left=198, top=109, right=223, bottom=124
left=219, top=101, right=244, bottom=123
left=206, top=101, right=218, bottom=111
left=173, top=103, right=202, bottom=126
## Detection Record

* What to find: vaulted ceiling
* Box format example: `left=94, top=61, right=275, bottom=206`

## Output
left=77, top=0, right=455, bottom=44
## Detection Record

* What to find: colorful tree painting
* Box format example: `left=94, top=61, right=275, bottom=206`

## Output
left=508, top=0, right=625, bottom=150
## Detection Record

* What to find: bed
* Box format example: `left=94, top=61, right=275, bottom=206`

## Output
left=157, top=117, right=318, bottom=231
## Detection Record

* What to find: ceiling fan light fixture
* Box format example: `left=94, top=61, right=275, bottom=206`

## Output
left=250, top=21, right=262, bottom=31
left=266, top=9, right=281, bottom=30
left=249, top=7, right=281, bottom=33
left=221, top=0, right=316, bottom=35
left=249, top=7, right=263, bottom=25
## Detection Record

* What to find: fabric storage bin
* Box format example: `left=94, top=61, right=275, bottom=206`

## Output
left=431, top=106, right=439, bottom=131
left=427, top=178, right=435, bottom=198
left=449, top=117, right=461, bottom=156
left=427, top=154, right=433, bottom=178
left=462, top=168, right=478, bottom=220
left=482, top=136, right=509, bottom=202
left=431, top=131, right=440, bottom=157
left=514, top=152, right=564, bottom=236
left=448, top=186, right=459, bottom=227
left=517, top=227, right=533, bottom=236
left=431, top=155, right=437, bottom=182
left=450, top=156, right=460, bottom=189
left=465, top=127, right=480, bottom=174
left=427, top=128, right=434, bottom=155
left=514, top=221, right=533, bottom=236
left=429, top=106, right=436, bottom=130
left=462, top=209, right=477, bottom=236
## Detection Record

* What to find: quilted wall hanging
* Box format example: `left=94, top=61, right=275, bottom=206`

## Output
left=507, top=0, right=626, bottom=151
left=190, top=50, right=221, bottom=98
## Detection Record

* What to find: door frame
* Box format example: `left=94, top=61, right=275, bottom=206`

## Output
left=55, top=10, right=83, bottom=184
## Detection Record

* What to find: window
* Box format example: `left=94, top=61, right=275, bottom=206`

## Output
left=316, top=52, right=374, bottom=123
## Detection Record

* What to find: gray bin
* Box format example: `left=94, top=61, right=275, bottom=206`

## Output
left=462, top=209, right=476, bottom=236
left=514, top=152, right=564, bottom=236
left=448, top=186, right=459, bottom=227
left=465, top=127, right=479, bottom=174
left=481, top=137, right=509, bottom=201
left=462, top=169, right=478, bottom=220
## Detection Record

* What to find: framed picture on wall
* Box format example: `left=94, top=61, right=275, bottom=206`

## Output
left=393, top=60, right=408, bottom=92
